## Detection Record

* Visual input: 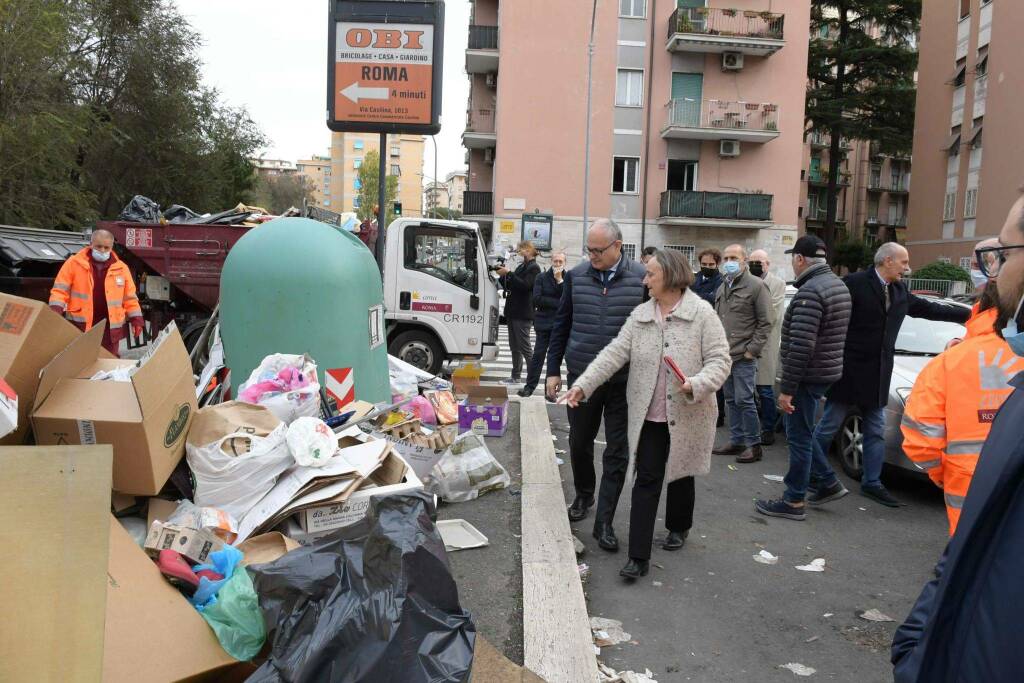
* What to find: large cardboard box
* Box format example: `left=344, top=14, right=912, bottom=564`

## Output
left=458, top=385, right=510, bottom=437
left=0, top=293, right=81, bottom=445
left=32, top=322, right=198, bottom=495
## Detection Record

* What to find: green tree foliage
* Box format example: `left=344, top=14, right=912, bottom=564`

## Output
left=0, top=0, right=266, bottom=229
left=833, top=238, right=874, bottom=273
left=253, top=173, right=314, bottom=215
left=356, top=150, right=398, bottom=227
left=807, top=1, right=920, bottom=253
left=914, top=260, right=972, bottom=284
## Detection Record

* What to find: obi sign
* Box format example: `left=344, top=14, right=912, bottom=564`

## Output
left=328, top=1, right=444, bottom=135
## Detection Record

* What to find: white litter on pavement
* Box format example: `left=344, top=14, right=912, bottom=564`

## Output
left=858, top=609, right=895, bottom=622
left=555, top=457, right=565, bottom=465
left=590, top=617, right=631, bottom=646
left=763, top=474, right=785, bottom=482
left=823, top=613, right=834, bottom=618
left=652, top=580, right=663, bottom=587
left=551, top=435, right=558, bottom=442
left=555, top=448, right=567, bottom=454
left=796, top=558, right=826, bottom=572
left=598, top=663, right=658, bottom=683
left=780, top=662, right=817, bottom=676
left=595, top=439, right=606, bottom=445
left=754, top=550, right=779, bottom=565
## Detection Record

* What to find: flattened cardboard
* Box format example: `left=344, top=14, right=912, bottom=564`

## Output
left=32, top=323, right=198, bottom=495
left=104, top=518, right=236, bottom=682
left=146, top=497, right=180, bottom=529
left=472, top=637, right=547, bottom=682
left=237, top=532, right=301, bottom=566
left=0, top=445, right=113, bottom=683
left=0, top=293, right=82, bottom=445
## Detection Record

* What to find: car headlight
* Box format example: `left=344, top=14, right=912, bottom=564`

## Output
left=895, top=387, right=912, bottom=405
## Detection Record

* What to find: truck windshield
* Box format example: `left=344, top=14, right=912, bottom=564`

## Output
left=404, top=224, right=478, bottom=292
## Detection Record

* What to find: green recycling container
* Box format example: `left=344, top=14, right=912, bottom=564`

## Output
left=220, top=217, right=389, bottom=406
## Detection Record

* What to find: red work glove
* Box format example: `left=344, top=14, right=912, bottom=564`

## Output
left=130, top=317, right=145, bottom=337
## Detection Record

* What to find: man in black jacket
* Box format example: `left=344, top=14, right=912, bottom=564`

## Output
left=755, top=236, right=852, bottom=521
left=891, top=193, right=1024, bottom=681
left=546, top=219, right=647, bottom=552
left=519, top=251, right=565, bottom=397
left=496, top=241, right=541, bottom=384
left=814, top=243, right=971, bottom=507
left=692, top=248, right=724, bottom=306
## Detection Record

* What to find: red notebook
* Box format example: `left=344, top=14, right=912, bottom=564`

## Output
left=663, top=356, right=686, bottom=384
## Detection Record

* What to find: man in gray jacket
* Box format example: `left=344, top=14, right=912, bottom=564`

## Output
left=756, top=236, right=852, bottom=521
left=712, top=244, right=773, bottom=463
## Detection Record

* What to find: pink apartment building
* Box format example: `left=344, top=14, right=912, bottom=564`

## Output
left=462, top=0, right=810, bottom=272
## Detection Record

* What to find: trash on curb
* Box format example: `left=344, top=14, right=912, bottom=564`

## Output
left=238, top=353, right=320, bottom=424
left=424, top=430, right=510, bottom=503
left=578, top=563, right=591, bottom=583
left=437, top=518, right=489, bottom=551
left=780, top=662, right=817, bottom=676
left=459, top=385, right=510, bottom=436
left=763, top=474, right=785, bottom=482
left=858, top=608, right=895, bottom=622
left=754, top=549, right=779, bottom=565
left=796, top=558, right=827, bottom=572
left=598, top=662, right=658, bottom=683
left=591, top=617, right=631, bottom=646
left=286, top=416, right=337, bottom=467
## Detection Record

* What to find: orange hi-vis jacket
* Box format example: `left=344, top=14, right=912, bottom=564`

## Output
left=901, top=306, right=1024, bottom=535
left=48, top=247, right=142, bottom=330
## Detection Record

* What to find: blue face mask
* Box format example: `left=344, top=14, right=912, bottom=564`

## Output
left=91, top=248, right=111, bottom=262
left=722, top=261, right=741, bottom=277
left=1002, top=294, right=1024, bottom=357
left=970, top=269, right=988, bottom=289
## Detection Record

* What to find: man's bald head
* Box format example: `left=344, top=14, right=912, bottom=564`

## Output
left=91, top=229, right=114, bottom=247
left=749, top=249, right=769, bottom=265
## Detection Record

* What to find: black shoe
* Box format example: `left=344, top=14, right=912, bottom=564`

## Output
left=660, top=530, right=688, bottom=551
left=517, top=386, right=535, bottom=398
left=619, top=558, right=650, bottom=580
left=567, top=496, right=594, bottom=522
left=761, top=431, right=776, bottom=446
left=712, top=442, right=745, bottom=456
left=754, top=498, right=807, bottom=521
left=736, top=445, right=763, bottom=463
left=593, top=522, right=619, bottom=552
left=861, top=485, right=902, bottom=508
left=807, top=480, right=849, bottom=506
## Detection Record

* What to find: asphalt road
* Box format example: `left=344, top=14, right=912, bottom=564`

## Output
left=436, top=403, right=525, bottom=666
left=547, top=404, right=948, bottom=682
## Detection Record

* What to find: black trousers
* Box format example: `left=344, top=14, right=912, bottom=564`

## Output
left=630, top=421, right=695, bottom=560
left=566, top=374, right=630, bottom=528
left=523, top=326, right=553, bottom=391
left=507, top=318, right=533, bottom=379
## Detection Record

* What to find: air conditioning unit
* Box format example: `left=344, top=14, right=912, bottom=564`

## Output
left=484, top=147, right=495, bottom=165
left=722, top=52, right=744, bottom=71
left=485, top=72, right=498, bottom=88
left=720, top=140, right=741, bottom=157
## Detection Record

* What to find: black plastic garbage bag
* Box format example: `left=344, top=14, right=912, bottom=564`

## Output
left=118, top=195, right=162, bottom=222
left=163, top=204, right=201, bottom=223
left=247, top=492, right=476, bottom=683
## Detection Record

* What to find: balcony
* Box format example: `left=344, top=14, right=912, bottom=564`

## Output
left=662, top=99, right=780, bottom=143
left=808, top=168, right=851, bottom=186
left=888, top=179, right=910, bottom=194
left=466, top=25, right=499, bottom=74
left=659, top=190, right=773, bottom=228
left=805, top=206, right=847, bottom=224
left=667, top=7, right=785, bottom=56
left=462, top=107, right=496, bottom=149
left=463, top=191, right=493, bottom=217
left=809, top=131, right=850, bottom=149
left=885, top=215, right=908, bottom=228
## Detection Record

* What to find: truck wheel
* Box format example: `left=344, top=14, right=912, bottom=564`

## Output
left=181, top=318, right=210, bottom=365
left=389, top=330, right=443, bottom=376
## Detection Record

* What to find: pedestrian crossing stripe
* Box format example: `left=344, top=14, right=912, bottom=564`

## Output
left=479, top=327, right=566, bottom=383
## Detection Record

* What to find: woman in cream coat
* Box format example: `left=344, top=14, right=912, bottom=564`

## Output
left=564, top=249, right=731, bottom=580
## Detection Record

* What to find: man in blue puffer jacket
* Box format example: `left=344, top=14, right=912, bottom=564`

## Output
left=546, top=219, right=647, bottom=553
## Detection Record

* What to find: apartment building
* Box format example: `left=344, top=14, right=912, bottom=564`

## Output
left=446, top=170, right=468, bottom=214
left=907, top=0, right=1013, bottom=267
left=250, top=158, right=298, bottom=177
left=329, top=132, right=426, bottom=216
left=462, top=0, right=810, bottom=271
left=296, top=154, right=332, bottom=208
left=424, top=181, right=449, bottom=214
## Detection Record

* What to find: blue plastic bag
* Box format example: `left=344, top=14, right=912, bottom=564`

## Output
left=189, top=544, right=243, bottom=609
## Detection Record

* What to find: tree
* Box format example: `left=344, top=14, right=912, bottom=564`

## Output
left=914, top=260, right=972, bottom=284
left=807, top=1, right=920, bottom=254
left=430, top=207, right=463, bottom=220
left=356, top=150, right=398, bottom=227
left=833, top=238, right=873, bottom=273
left=253, top=173, right=314, bottom=214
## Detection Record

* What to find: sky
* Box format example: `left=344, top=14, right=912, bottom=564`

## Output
left=174, top=0, right=471, bottom=187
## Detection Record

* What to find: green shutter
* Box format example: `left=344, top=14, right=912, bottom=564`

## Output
left=671, top=73, right=702, bottom=127
left=677, top=0, right=705, bottom=8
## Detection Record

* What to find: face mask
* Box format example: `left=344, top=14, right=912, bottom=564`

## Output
left=91, top=249, right=110, bottom=262
left=553, top=266, right=564, bottom=273
left=748, top=263, right=764, bottom=278
left=700, top=267, right=718, bottom=278
left=722, top=261, right=741, bottom=277
left=970, top=269, right=988, bottom=289
left=1001, top=294, right=1024, bottom=357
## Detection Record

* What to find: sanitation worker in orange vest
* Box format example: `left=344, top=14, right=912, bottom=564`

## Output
left=900, top=265, right=1024, bottom=536
left=49, top=229, right=144, bottom=357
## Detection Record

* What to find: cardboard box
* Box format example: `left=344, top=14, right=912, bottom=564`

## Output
left=0, top=293, right=81, bottom=445
left=458, top=385, right=510, bottom=437
left=0, top=376, right=17, bottom=439
left=104, top=517, right=238, bottom=682
left=144, top=521, right=225, bottom=564
left=32, top=322, right=198, bottom=495
left=296, top=451, right=422, bottom=534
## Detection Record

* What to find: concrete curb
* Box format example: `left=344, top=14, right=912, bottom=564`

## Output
left=516, top=396, right=599, bottom=683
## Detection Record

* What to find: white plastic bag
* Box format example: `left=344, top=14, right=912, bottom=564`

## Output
left=425, top=431, right=511, bottom=503
left=286, top=416, right=337, bottom=467
left=388, top=354, right=425, bottom=400
left=238, top=353, right=321, bottom=424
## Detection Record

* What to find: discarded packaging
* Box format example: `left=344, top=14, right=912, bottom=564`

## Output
left=144, top=521, right=226, bottom=564
left=437, top=518, right=489, bottom=551
left=590, top=617, right=631, bottom=646
left=238, top=353, right=320, bottom=424
left=0, top=377, right=17, bottom=439
left=754, top=550, right=779, bottom=565
left=796, top=558, right=827, bottom=572
left=247, top=493, right=476, bottom=682
left=763, top=474, right=785, bottom=482
left=425, top=430, right=511, bottom=503
left=459, top=385, right=510, bottom=436
left=780, top=662, right=817, bottom=676
left=858, top=608, right=895, bottom=622
left=388, top=354, right=431, bottom=399
left=425, top=389, right=459, bottom=425
left=195, top=560, right=265, bottom=662
left=286, top=416, right=337, bottom=467
left=237, top=532, right=302, bottom=566
left=166, top=499, right=237, bottom=541
left=452, top=362, right=483, bottom=395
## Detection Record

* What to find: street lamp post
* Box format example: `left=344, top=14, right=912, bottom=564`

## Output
left=582, top=0, right=599, bottom=253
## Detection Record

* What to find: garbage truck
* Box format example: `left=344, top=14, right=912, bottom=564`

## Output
left=0, top=218, right=499, bottom=374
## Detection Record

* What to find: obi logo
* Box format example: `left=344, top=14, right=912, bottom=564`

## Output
left=345, top=28, right=425, bottom=50
left=164, top=404, right=191, bottom=447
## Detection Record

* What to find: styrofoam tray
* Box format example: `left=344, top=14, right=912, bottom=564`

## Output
left=437, top=519, right=489, bottom=552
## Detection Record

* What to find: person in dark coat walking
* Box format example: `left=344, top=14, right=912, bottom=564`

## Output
left=546, top=219, right=647, bottom=553
left=814, top=243, right=971, bottom=507
left=891, top=194, right=1024, bottom=681
left=519, top=251, right=565, bottom=397
left=496, top=241, right=541, bottom=384
left=692, top=248, right=724, bottom=306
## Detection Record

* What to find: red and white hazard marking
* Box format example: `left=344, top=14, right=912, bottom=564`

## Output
left=325, top=367, right=355, bottom=410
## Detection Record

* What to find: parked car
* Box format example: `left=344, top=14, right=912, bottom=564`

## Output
left=781, top=290, right=968, bottom=479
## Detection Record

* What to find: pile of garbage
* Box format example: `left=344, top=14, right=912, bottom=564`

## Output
left=0, top=290, right=518, bottom=681
left=118, top=194, right=277, bottom=227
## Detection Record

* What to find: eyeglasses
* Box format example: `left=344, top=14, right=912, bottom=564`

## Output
left=586, top=241, right=619, bottom=256
left=975, top=244, right=1024, bottom=278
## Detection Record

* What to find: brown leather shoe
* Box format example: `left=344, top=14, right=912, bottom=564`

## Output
left=712, top=442, right=745, bottom=456
left=736, top=445, right=763, bottom=463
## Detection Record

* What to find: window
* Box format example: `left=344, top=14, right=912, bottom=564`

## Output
left=323, top=200, right=331, bottom=206
left=353, top=197, right=361, bottom=208
left=964, top=187, right=979, bottom=218
left=354, top=158, right=363, bottom=169
left=667, top=160, right=697, bottom=191
left=615, top=69, right=644, bottom=107
left=403, top=225, right=479, bottom=293
left=324, top=168, right=331, bottom=176
left=867, top=196, right=879, bottom=221
left=943, top=192, right=957, bottom=221
left=664, top=244, right=696, bottom=266
left=960, top=256, right=973, bottom=270
left=391, top=146, right=400, bottom=157
left=940, top=257, right=952, bottom=264
left=391, top=164, right=401, bottom=176
left=354, top=140, right=364, bottom=150
left=619, top=0, right=646, bottom=18
left=960, top=0, right=970, bottom=19
left=354, top=178, right=362, bottom=190
left=612, top=156, right=640, bottom=193
left=621, top=243, right=637, bottom=261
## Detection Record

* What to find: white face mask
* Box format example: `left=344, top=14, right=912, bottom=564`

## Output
left=91, top=248, right=111, bottom=262
left=970, top=269, right=988, bottom=289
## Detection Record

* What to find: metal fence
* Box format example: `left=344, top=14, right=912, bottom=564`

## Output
left=660, top=190, right=772, bottom=222
left=666, top=98, right=779, bottom=133
left=669, top=7, right=785, bottom=41
left=468, top=25, right=498, bottom=50
left=904, top=278, right=969, bottom=298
